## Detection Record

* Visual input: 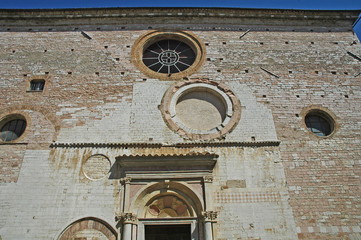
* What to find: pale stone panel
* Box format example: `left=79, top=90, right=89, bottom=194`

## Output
left=130, top=80, right=181, bottom=142
left=226, top=82, right=278, bottom=142
left=216, top=201, right=297, bottom=240
left=56, top=100, right=132, bottom=143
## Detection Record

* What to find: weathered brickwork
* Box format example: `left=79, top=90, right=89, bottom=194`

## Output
left=0, top=7, right=360, bottom=240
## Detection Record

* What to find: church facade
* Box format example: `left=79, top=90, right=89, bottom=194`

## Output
left=0, top=7, right=360, bottom=240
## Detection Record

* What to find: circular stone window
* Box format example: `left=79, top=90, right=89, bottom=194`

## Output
left=132, top=30, right=206, bottom=80
left=160, top=80, right=241, bottom=140
left=305, top=111, right=334, bottom=137
left=0, top=115, right=27, bottom=142
left=82, top=154, right=111, bottom=180
left=301, top=107, right=338, bottom=138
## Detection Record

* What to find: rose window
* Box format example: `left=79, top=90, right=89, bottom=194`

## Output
left=142, top=40, right=196, bottom=74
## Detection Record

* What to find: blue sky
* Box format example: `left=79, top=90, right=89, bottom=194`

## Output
left=1, top=0, right=360, bottom=10
left=1, top=0, right=360, bottom=39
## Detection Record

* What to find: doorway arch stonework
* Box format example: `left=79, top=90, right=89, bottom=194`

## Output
left=58, top=217, right=117, bottom=240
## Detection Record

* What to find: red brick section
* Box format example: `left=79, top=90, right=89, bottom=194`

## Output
left=237, top=32, right=361, bottom=239
left=0, top=31, right=133, bottom=183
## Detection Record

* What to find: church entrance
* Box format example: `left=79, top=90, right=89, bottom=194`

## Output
left=145, top=224, right=191, bottom=240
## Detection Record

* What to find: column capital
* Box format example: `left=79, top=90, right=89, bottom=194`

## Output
left=116, top=213, right=138, bottom=224
left=202, top=211, right=218, bottom=222
left=203, top=175, right=213, bottom=183
left=120, top=177, right=132, bottom=184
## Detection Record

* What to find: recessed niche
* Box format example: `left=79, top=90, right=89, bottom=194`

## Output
left=175, top=89, right=226, bottom=131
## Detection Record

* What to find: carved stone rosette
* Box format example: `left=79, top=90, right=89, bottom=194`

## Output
left=202, top=211, right=218, bottom=222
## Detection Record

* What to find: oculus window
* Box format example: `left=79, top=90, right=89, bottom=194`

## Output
left=304, top=109, right=336, bottom=137
left=0, top=115, right=27, bottom=142
left=305, top=113, right=333, bottom=136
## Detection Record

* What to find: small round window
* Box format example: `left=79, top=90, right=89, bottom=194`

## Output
left=143, top=40, right=196, bottom=74
left=0, top=115, right=27, bottom=142
left=305, top=112, right=334, bottom=137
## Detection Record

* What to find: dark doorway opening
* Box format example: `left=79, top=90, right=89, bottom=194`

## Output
left=145, top=224, right=191, bottom=240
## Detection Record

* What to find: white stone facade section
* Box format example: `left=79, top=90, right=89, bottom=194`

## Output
left=129, top=80, right=181, bottom=142
left=216, top=201, right=297, bottom=239
left=226, top=81, right=278, bottom=142
left=0, top=149, right=117, bottom=239
left=56, top=99, right=132, bottom=143
left=55, top=79, right=277, bottom=144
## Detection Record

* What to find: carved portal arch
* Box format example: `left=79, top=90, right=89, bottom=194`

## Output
left=130, top=181, right=204, bottom=218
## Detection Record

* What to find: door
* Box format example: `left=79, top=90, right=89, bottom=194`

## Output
left=145, top=224, right=191, bottom=240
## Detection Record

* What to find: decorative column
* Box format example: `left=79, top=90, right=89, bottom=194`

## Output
left=118, top=177, right=136, bottom=240
left=116, top=213, right=137, bottom=240
left=120, top=177, right=132, bottom=212
left=203, top=175, right=214, bottom=210
left=202, top=211, right=217, bottom=240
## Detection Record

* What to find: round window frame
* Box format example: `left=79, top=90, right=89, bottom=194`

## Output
left=301, top=106, right=338, bottom=138
left=132, top=30, right=206, bottom=80
left=0, top=114, right=28, bottom=143
left=160, top=79, right=241, bottom=140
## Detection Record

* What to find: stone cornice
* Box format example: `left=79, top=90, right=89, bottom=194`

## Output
left=117, top=151, right=218, bottom=177
left=49, top=141, right=280, bottom=149
left=0, top=8, right=358, bottom=31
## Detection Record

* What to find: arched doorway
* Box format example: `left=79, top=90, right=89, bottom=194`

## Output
left=131, top=182, right=203, bottom=240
